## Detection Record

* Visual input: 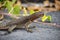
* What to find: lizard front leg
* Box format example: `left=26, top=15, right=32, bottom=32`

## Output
left=3, top=25, right=17, bottom=35
left=25, top=21, right=33, bottom=33
left=8, top=25, right=17, bottom=33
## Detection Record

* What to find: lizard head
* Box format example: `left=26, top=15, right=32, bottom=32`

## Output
left=29, top=12, right=44, bottom=21
left=37, top=12, right=44, bottom=17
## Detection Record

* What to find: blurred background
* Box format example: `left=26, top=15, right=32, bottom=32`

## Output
left=0, top=0, right=60, bottom=40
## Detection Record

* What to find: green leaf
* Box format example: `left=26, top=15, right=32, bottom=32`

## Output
left=12, top=0, right=16, bottom=4
left=30, top=10, right=35, bottom=15
left=5, top=0, right=20, bottom=16
left=41, top=15, right=48, bottom=22
left=5, top=1, right=13, bottom=12
left=23, top=7, right=28, bottom=16
left=12, top=5, right=20, bottom=16
left=47, top=15, right=52, bottom=21
left=41, top=15, right=52, bottom=22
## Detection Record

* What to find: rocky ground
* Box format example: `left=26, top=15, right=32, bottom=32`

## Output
left=0, top=10, right=60, bottom=40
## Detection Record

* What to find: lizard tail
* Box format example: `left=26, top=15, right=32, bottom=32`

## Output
left=0, top=27, right=8, bottom=29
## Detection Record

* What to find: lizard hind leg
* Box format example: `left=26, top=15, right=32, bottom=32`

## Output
left=3, top=25, right=17, bottom=35
left=25, top=21, right=33, bottom=33
left=8, top=25, right=17, bottom=33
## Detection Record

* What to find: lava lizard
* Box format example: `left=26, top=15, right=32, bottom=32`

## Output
left=0, top=12, right=44, bottom=33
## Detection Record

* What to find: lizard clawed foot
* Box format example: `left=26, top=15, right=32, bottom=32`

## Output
left=29, top=26, right=36, bottom=29
left=26, top=29, right=33, bottom=33
left=3, top=25, right=17, bottom=35
left=1, top=31, right=12, bottom=35
left=4, top=31, right=11, bottom=35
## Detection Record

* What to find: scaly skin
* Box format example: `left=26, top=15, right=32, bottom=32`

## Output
left=0, top=12, right=44, bottom=32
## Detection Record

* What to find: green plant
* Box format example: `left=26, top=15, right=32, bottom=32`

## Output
left=41, top=14, right=52, bottom=22
left=0, top=0, right=52, bottom=21
left=1, top=0, right=21, bottom=17
left=30, top=10, right=35, bottom=15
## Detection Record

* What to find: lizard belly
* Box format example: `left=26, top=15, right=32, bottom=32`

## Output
left=16, top=24, right=25, bottom=28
